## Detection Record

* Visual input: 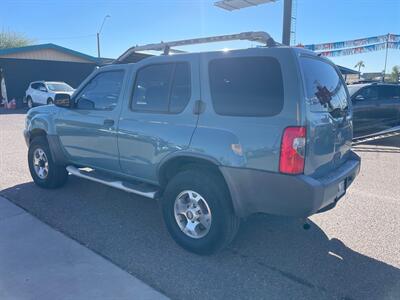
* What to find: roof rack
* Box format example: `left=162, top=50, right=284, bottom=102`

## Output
left=115, top=31, right=276, bottom=63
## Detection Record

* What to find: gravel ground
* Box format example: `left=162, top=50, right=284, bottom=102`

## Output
left=1, top=109, right=399, bottom=300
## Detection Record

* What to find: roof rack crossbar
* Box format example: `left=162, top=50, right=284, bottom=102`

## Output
left=116, top=31, right=275, bottom=63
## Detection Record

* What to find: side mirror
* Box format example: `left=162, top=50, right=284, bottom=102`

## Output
left=76, top=98, right=95, bottom=110
left=39, top=86, right=47, bottom=92
left=354, top=94, right=364, bottom=101
left=54, top=93, right=73, bottom=108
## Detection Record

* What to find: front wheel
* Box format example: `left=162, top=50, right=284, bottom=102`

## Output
left=161, top=169, right=240, bottom=255
left=47, top=98, right=53, bottom=105
left=28, top=136, right=68, bottom=189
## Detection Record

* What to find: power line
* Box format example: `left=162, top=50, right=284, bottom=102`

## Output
left=35, top=34, right=96, bottom=41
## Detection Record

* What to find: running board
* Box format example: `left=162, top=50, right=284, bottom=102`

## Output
left=66, top=165, right=159, bottom=199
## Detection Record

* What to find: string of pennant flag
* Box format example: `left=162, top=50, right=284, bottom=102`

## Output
left=302, top=34, right=400, bottom=57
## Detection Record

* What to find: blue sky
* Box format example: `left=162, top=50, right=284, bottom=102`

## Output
left=1, top=0, right=399, bottom=73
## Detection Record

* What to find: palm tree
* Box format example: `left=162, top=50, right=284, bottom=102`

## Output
left=354, top=61, right=365, bottom=79
left=391, top=65, right=400, bottom=83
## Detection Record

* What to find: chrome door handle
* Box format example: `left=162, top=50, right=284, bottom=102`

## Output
left=103, top=119, right=115, bottom=127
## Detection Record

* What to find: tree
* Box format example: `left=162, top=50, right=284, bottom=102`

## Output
left=391, top=65, right=400, bottom=83
left=0, top=30, right=33, bottom=49
left=354, top=61, right=365, bottom=79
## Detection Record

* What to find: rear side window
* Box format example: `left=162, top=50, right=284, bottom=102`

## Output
left=301, top=57, right=348, bottom=115
left=132, top=62, right=191, bottom=113
left=209, top=57, right=284, bottom=117
left=379, top=85, right=400, bottom=100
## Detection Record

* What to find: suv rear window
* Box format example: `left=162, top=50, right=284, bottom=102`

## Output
left=209, top=57, right=284, bottom=117
left=300, top=57, right=348, bottom=116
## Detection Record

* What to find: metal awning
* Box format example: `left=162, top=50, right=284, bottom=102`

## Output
left=214, top=0, right=276, bottom=11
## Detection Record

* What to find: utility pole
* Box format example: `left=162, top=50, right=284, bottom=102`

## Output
left=282, top=0, right=293, bottom=45
left=97, top=15, right=111, bottom=58
left=383, top=33, right=389, bottom=82
left=97, top=33, right=101, bottom=58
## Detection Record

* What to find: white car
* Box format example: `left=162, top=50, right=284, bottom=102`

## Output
left=26, top=81, right=75, bottom=108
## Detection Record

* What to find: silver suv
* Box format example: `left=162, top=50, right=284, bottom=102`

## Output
left=24, top=32, right=360, bottom=254
left=25, top=81, right=74, bottom=108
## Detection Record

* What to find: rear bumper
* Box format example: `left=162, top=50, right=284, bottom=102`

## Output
left=220, top=151, right=361, bottom=218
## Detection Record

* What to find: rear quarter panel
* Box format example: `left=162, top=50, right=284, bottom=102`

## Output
left=296, top=52, right=353, bottom=177
left=190, top=48, right=305, bottom=172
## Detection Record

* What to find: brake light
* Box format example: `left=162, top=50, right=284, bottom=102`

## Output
left=279, top=127, right=306, bottom=174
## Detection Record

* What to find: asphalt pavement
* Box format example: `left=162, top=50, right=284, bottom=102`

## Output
left=0, top=196, right=167, bottom=300
left=1, top=109, right=399, bottom=299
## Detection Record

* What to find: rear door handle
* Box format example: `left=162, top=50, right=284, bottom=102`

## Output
left=103, top=119, right=115, bottom=127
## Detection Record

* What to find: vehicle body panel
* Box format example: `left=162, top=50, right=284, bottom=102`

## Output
left=298, top=52, right=353, bottom=178
left=192, top=47, right=304, bottom=171
left=117, top=55, right=201, bottom=183
left=54, top=65, right=128, bottom=171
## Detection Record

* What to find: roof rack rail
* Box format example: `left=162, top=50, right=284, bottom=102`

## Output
left=115, top=31, right=276, bottom=63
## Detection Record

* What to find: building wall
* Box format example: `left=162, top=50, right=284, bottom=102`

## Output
left=0, top=58, right=96, bottom=105
left=0, top=49, right=92, bottom=63
left=344, top=74, right=360, bottom=84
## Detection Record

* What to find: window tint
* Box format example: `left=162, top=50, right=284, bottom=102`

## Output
left=359, top=86, right=379, bottom=100
left=31, top=83, right=39, bottom=89
left=301, top=57, right=348, bottom=116
left=37, top=83, right=46, bottom=91
left=170, top=63, right=191, bottom=113
left=132, top=63, right=191, bottom=113
left=379, top=85, right=399, bottom=99
left=209, top=57, right=284, bottom=117
left=76, top=71, right=124, bottom=110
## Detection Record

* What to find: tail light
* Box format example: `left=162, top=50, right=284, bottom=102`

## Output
left=279, top=126, right=306, bottom=174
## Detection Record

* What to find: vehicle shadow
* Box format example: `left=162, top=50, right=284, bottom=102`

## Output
left=1, top=179, right=399, bottom=299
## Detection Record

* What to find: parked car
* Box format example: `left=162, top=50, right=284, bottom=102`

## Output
left=348, top=83, right=400, bottom=137
left=24, top=35, right=360, bottom=254
left=26, top=81, right=75, bottom=108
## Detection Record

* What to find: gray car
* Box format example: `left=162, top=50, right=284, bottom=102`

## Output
left=24, top=32, right=360, bottom=254
left=348, top=83, right=400, bottom=137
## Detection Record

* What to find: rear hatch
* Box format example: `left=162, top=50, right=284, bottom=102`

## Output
left=299, top=54, right=353, bottom=177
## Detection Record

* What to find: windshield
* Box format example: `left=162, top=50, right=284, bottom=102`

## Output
left=46, top=83, right=74, bottom=92
left=301, top=57, right=348, bottom=117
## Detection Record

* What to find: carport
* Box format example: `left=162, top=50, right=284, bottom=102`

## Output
left=0, top=43, right=103, bottom=107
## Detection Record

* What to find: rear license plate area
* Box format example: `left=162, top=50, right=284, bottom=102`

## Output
left=337, top=180, right=346, bottom=198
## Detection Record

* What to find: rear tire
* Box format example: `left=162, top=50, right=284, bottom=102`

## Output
left=161, top=169, right=240, bottom=255
left=27, top=96, right=33, bottom=109
left=28, top=136, right=68, bottom=189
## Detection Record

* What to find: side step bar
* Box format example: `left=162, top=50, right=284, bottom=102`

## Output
left=66, top=165, right=159, bottom=199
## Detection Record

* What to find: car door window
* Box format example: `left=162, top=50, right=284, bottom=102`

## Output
left=379, top=86, right=398, bottom=100
left=75, top=71, right=124, bottom=110
left=38, top=83, right=47, bottom=92
left=31, top=83, right=39, bottom=90
left=131, top=62, right=191, bottom=113
left=359, top=86, right=379, bottom=101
